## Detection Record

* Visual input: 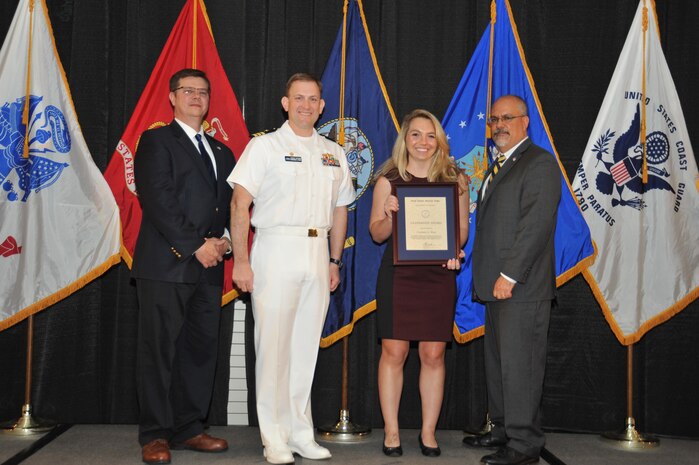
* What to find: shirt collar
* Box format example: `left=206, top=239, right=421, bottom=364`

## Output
left=281, top=120, right=319, bottom=143
left=498, top=136, right=529, bottom=161
left=174, top=118, right=204, bottom=140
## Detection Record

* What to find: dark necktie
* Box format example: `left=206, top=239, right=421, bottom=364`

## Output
left=195, top=133, right=216, bottom=183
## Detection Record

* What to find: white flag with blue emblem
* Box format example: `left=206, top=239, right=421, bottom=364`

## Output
left=0, top=0, right=121, bottom=331
left=572, top=0, right=699, bottom=345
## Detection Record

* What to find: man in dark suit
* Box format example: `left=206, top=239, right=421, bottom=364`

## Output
left=132, top=68, right=235, bottom=464
left=466, top=95, right=561, bottom=465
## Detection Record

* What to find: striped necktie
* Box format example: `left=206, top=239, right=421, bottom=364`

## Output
left=490, top=153, right=506, bottom=181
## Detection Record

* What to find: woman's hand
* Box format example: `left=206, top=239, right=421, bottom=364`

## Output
left=384, top=194, right=399, bottom=218
left=443, top=249, right=465, bottom=270
left=369, top=177, right=397, bottom=243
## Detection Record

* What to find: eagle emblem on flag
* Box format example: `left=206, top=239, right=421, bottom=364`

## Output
left=590, top=103, right=674, bottom=211
left=1, top=95, right=70, bottom=202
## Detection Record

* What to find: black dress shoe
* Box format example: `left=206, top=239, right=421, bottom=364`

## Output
left=382, top=442, right=402, bottom=457
left=481, top=446, right=538, bottom=465
left=418, top=434, right=441, bottom=457
left=463, top=432, right=507, bottom=449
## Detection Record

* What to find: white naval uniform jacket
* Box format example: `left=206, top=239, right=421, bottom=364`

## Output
left=227, top=120, right=355, bottom=231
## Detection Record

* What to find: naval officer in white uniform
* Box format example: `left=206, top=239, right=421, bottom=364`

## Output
left=228, top=73, right=355, bottom=465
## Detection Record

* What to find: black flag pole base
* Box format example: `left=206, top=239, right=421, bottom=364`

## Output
left=601, top=416, right=659, bottom=449
left=317, top=409, right=371, bottom=443
left=1, top=404, right=55, bottom=436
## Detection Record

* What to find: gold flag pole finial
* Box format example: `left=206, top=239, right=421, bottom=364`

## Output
left=22, top=0, right=37, bottom=159
left=641, top=1, right=648, bottom=183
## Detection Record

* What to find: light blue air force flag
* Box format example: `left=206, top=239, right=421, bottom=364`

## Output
left=317, top=0, right=400, bottom=347
left=443, top=0, right=595, bottom=342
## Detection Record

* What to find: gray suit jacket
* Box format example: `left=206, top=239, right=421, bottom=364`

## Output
left=472, top=138, right=561, bottom=302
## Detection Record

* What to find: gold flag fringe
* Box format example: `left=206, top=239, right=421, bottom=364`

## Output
left=320, top=300, right=376, bottom=348
left=583, top=269, right=699, bottom=346
left=0, top=253, right=121, bottom=332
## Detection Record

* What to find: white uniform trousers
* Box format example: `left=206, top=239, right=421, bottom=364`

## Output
left=250, top=228, right=330, bottom=447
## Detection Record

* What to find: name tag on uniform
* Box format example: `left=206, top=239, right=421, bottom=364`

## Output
left=321, top=153, right=341, bottom=167
left=285, top=155, right=302, bottom=162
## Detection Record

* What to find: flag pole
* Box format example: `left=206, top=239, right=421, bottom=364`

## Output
left=464, top=0, right=498, bottom=440
left=317, top=333, right=370, bottom=442
left=21, top=0, right=36, bottom=159
left=316, top=0, right=370, bottom=443
left=191, top=0, right=197, bottom=68
left=484, top=0, right=496, bottom=151
left=337, top=0, right=348, bottom=146
left=600, top=343, right=658, bottom=448
left=1, top=316, right=56, bottom=435
left=2, top=0, right=55, bottom=435
left=640, top=0, right=648, bottom=183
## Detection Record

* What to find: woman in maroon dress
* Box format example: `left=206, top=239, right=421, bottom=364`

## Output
left=370, top=109, right=469, bottom=457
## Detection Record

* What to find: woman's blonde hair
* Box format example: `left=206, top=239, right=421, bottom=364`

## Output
left=374, top=109, right=462, bottom=185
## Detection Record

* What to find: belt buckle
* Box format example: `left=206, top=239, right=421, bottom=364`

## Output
left=307, top=228, right=318, bottom=237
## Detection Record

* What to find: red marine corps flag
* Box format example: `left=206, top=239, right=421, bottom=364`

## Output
left=104, top=0, right=249, bottom=304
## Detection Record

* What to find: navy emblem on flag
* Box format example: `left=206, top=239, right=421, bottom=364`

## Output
left=318, top=117, right=374, bottom=210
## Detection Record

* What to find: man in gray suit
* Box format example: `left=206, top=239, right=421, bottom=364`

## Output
left=465, top=95, right=561, bottom=465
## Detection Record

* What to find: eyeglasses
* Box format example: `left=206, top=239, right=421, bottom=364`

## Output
left=172, top=86, right=210, bottom=97
left=487, top=114, right=526, bottom=125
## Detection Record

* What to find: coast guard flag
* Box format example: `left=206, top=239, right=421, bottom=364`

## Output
left=318, top=0, right=399, bottom=347
left=104, top=0, right=249, bottom=305
left=572, top=0, right=699, bottom=345
left=443, top=0, right=595, bottom=342
left=0, top=0, right=121, bottom=331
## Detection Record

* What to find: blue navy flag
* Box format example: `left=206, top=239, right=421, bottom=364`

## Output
left=442, top=0, right=596, bottom=343
left=318, top=0, right=399, bottom=347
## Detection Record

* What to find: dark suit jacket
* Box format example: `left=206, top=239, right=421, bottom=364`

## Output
left=472, top=138, right=561, bottom=302
left=131, top=121, right=235, bottom=285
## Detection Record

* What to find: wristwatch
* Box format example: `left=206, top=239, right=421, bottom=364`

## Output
left=329, top=257, right=344, bottom=269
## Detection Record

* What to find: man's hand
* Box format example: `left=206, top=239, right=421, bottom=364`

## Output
left=194, top=238, right=225, bottom=268
left=493, top=275, right=515, bottom=300
left=214, top=237, right=231, bottom=256
left=233, top=261, right=254, bottom=293
left=329, top=264, right=341, bottom=292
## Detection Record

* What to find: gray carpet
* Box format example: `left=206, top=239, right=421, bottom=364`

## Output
left=1, top=425, right=697, bottom=465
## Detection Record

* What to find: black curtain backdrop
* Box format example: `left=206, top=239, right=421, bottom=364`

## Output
left=1, top=0, right=698, bottom=438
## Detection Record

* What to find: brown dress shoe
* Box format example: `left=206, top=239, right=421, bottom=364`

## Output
left=142, top=439, right=171, bottom=464
left=171, top=433, right=228, bottom=453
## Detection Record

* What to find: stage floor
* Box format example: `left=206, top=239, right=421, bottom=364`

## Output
left=1, top=424, right=697, bottom=465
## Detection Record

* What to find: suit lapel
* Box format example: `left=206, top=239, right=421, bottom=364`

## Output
left=206, top=134, right=231, bottom=198
left=169, top=122, right=217, bottom=193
